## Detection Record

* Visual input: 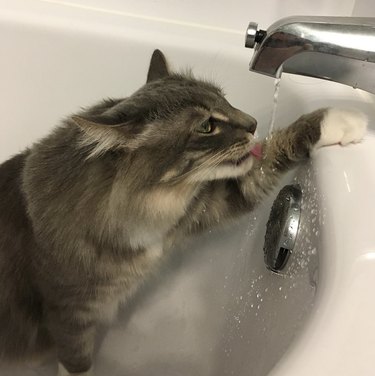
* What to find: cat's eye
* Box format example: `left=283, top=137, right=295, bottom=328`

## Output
left=196, top=119, right=214, bottom=134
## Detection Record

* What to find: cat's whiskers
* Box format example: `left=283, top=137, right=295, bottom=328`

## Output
left=164, top=149, right=229, bottom=184
left=176, top=148, right=233, bottom=183
left=186, top=143, right=251, bottom=183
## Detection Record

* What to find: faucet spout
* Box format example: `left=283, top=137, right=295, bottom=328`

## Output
left=245, top=16, right=375, bottom=94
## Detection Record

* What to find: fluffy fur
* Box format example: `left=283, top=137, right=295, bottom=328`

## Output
left=0, top=49, right=367, bottom=375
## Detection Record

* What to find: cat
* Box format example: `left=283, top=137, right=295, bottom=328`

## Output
left=0, top=49, right=367, bottom=376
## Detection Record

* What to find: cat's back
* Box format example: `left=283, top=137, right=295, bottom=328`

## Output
left=0, top=152, right=34, bottom=276
left=0, top=152, right=30, bottom=237
left=0, top=154, right=49, bottom=359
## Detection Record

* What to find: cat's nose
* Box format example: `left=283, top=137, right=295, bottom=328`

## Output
left=231, top=107, right=257, bottom=134
left=235, top=109, right=257, bottom=134
left=246, top=117, right=257, bottom=134
left=242, top=114, right=257, bottom=134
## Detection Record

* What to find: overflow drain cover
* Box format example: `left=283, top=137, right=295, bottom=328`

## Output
left=263, top=184, right=302, bottom=272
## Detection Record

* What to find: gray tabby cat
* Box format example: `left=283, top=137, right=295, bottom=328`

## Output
left=0, top=49, right=367, bottom=375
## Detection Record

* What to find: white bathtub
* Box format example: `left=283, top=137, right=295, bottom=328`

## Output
left=1, top=1, right=375, bottom=375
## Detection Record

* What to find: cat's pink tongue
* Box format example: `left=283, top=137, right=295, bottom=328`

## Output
left=250, top=143, right=262, bottom=160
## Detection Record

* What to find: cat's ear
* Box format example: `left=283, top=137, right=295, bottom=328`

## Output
left=71, top=116, right=123, bottom=154
left=72, top=116, right=107, bottom=129
left=71, top=115, right=123, bottom=134
left=71, top=116, right=143, bottom=156
left=146, top=49, right=170, bottom=83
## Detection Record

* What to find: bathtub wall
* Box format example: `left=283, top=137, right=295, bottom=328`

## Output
left=47, top=0, right=367, bottom=31
left=1, top=0, right=374, bottom=162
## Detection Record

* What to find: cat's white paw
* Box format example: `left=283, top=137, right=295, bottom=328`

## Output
left=316, top=108, right=368, bottom=148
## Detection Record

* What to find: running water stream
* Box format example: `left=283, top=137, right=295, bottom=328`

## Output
left=268, top=77, right=281, bottom=135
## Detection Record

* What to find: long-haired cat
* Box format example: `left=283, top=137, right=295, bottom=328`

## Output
left=0, top=49, right=367, bottom=375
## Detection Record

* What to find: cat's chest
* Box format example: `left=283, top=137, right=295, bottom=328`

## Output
left=146, top=186, right=191, bottom=219
left=128, top=185, right=196, bottom=248
left=94, top=243, right=164, bottom=322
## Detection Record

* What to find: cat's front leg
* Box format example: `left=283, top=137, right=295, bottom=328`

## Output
left=265, top=107, right=367, bottom=170
left=45, top=305, right=96, bottom=376
left=239, top=108, right=367, bottom=205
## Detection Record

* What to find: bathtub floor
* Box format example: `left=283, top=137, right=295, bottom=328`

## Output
left=0, top=176, right=317, bottom=376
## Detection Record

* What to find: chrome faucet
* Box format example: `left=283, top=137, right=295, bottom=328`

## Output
left=245, top=16, right=375, bottom=94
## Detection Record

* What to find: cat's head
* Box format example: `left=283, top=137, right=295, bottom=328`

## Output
left=72, top=50, right=259, bottom=184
